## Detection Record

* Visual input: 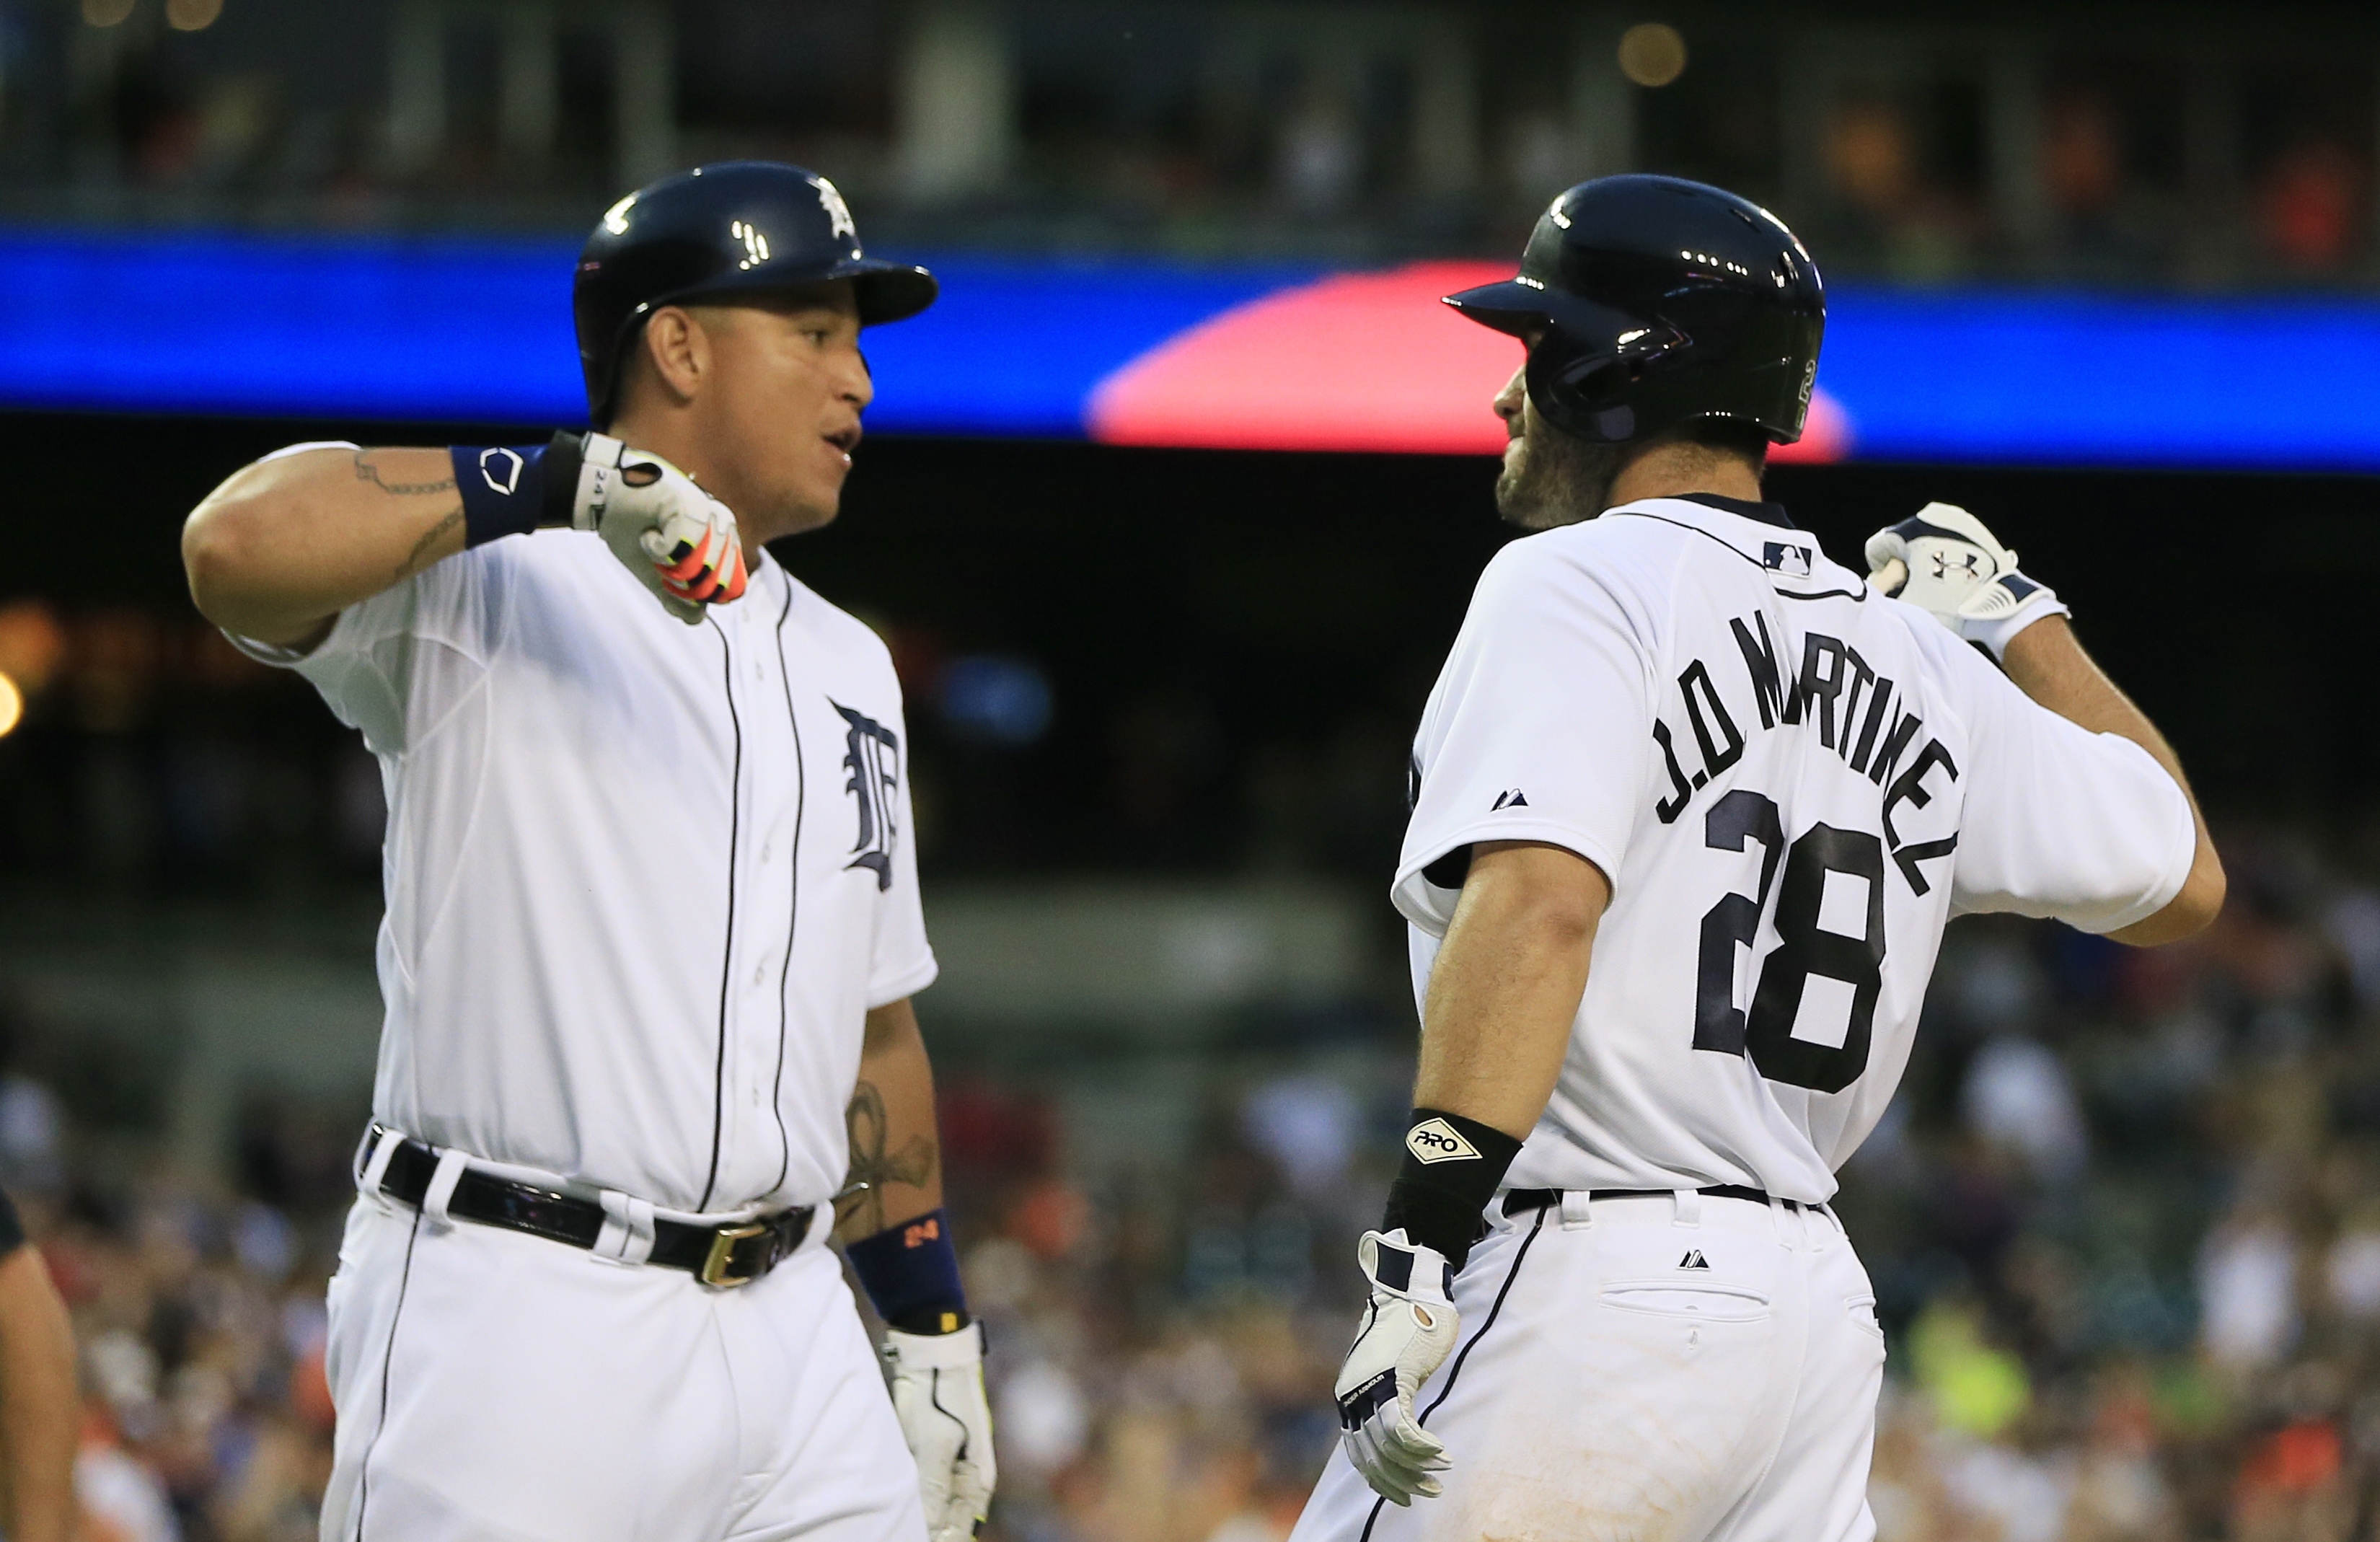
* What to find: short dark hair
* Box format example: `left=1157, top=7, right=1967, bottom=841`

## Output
left=1672, top=417, right=1772, bottom=466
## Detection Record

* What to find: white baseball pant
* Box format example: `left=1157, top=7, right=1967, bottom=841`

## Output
left=318, top=1191, right=925, bottom=1542
left=1291, top=1189, right=1886, bottom=1542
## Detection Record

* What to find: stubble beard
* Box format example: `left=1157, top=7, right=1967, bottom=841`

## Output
left=1494, top=418, right=1627, bottom=531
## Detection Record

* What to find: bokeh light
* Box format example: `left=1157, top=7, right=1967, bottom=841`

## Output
left=0, top=671, right=25, bottom=739
left=80, top=0, right=136, bottom=27
left=0, top=602, right=66, bottom=693
left=166, top=0, right=224, bottom=30
left=938, top=655, right=1054, bottom=746
left=1618, top=22, right=1688, bottom=88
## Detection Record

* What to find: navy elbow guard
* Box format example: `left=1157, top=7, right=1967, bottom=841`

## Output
left=449, top=433, right=582, bottom=547
left=1381, top=1109, right=1522, bottom=1270
left=846, top=1207, right=970, bottom=1335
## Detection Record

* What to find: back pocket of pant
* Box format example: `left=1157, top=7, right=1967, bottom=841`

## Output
left=1600, top=1281, right=1771, bottom=1322
left=1846, top=1293, right=1884, bottom=1340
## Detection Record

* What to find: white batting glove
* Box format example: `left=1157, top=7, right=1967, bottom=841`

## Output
left=883, top=1323, right=995, bottom=1542
left=1866, top=503, right=2068, bottom=661
left=567, top=431, right=749, bottom=625
left=1334, top=1229, right=1460, bottom=1506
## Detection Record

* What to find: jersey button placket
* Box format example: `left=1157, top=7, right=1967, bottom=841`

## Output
left=713, top=622, right=751, bottom=1202
left=736, top=607, right=801, bottom=1185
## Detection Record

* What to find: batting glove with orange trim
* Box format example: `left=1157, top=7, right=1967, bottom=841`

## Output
left=566, top=431, right=749, bottom=625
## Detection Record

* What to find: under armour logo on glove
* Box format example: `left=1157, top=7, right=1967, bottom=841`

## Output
left=1864, top=502, right=2069, bottom=664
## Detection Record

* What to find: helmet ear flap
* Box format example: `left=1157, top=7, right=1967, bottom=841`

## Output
left=1525, top=318, right=1690, bottom=445
left=1525, top=340, right=1632, bottom=444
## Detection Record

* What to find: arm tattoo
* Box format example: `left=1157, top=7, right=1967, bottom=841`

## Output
left=354, top=449, right=457, bottom=496
left=834, top=1079, right=937, bottom=1237
left=393, top=506, right=464, bottom=581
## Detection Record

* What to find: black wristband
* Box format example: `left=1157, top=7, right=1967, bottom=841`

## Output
left=1381, top=1108, right=1522, bottom=1271
left=845, top=1207, right=971, bottom=1335
left=539, top=430, right=585, bottom=529
left=450, top=443, right=552, bottom=547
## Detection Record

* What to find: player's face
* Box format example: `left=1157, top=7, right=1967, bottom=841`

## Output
left=1492, top=348, right=1623, bottom=530
left=695, top=284, right=873, bottom=541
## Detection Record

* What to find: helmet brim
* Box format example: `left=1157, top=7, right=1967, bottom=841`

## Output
left=1441, top=278, right=1551, bottom=336
left=640, top=255, right=939, bottom=328
left=839, top=259, right=939, bottom=326
left=1442, top=281, right=1644, bottom=348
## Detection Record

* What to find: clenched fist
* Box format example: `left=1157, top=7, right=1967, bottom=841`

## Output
left=564, top=431, right=749, bottom=625
left=1866, top=502, right=2068, bottom=661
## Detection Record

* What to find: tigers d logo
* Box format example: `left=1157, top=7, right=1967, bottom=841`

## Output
left=834, top=701, right=900, bottom=891
left=1406, top=1118, right=1479, bottom=1164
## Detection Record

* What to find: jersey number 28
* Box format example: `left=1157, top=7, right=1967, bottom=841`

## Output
left=1692, top=789, right=1885, bottom=1094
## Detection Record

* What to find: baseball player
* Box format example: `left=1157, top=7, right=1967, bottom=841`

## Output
left=181, top=163, right=993, bottom=1542
left=1292, top=175, right=2226, bottom=1541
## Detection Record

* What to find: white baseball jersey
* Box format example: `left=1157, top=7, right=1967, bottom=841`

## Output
left=1396, top=493, right=2192, bottom=1204
left=234, top=447, right=934, bottom=1217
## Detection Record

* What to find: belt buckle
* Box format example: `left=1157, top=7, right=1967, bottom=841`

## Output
left=700, top=1222, right=770, bottom=1287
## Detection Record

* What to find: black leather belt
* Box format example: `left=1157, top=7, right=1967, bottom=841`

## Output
left=367, top=1127, right=815, bottom=1287
left=1502, top=1184, right=1817, bottom=1218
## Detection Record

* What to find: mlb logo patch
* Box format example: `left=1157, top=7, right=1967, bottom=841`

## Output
left=1763, top=542, right=1812, bottom=577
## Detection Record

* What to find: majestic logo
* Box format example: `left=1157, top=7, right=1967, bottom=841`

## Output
left=812, top=175, right=858, bottom=243
left=1491, top=788, right=1529, bottom=810
left=1679, top=1250, right=1710, bottom=1270
left=477, top=446, right=523, bottom=495
left=1405, top=1118, right=1479, bottom=1165
left=834, top=702, right=901, bottom=890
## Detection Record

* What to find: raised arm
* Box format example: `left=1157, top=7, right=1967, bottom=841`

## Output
left=182, top=446, right=467, bottom=650
left=184, top=436, right=752, bottom=649
left=1867, top=504, right=2223, bottom=948
left=2001, top=617, right=2224, bottom=945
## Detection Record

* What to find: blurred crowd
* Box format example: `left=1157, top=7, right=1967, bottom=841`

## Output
left=1842, top=824, right=2380, bottom=1542
left=4, top=0, right=2376, bottom=287
left=1803, top=79, right=2372, bottom=288
left=5, top=818, right=2380, bottom=1539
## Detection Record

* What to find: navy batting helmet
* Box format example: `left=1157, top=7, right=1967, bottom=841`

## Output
left=573, top=161, right=938, bottom=426
left=1444, top=175, right=1824, bottom=448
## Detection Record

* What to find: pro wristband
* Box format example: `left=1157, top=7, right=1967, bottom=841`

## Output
left=1381, top=1109, right=1522, bottom=1270
left=845, top=1207, right=971, bottom=1336
left=449, top=432, right=583, bottom=547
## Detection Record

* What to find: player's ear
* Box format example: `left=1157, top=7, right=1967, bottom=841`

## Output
left=638, top=305, right=709, bottom=407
